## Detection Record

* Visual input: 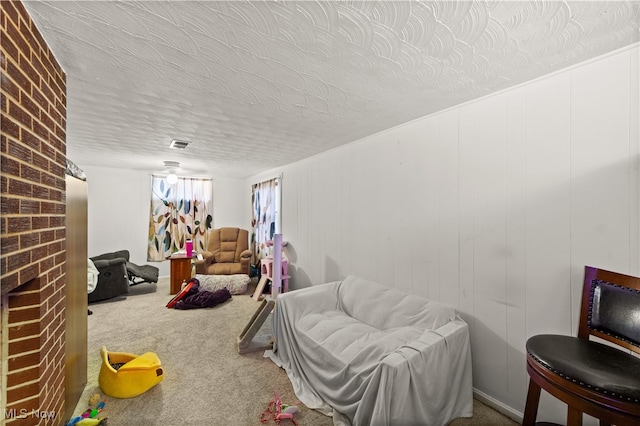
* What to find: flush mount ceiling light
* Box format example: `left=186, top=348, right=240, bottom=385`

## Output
left=169, top=139, right=189, bottom=149
left=166, top=173, right=178, bottom=185
left=164, top=160, right=180, bottom=184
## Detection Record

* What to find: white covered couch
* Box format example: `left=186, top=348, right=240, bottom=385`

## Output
left=268, top=275, right=473, bottom=425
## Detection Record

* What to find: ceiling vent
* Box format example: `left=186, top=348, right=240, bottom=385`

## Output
left=170, top=139, right=189, bottom=149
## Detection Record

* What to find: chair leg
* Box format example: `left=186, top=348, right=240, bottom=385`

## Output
left=522, top=379, right=541, bottom=426
left=567, top=406, right=582, bottom=426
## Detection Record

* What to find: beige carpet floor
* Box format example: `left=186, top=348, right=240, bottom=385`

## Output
left=73, top=277, right=517, bottom=425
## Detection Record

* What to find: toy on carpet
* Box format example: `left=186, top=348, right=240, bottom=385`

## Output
left=99, top=346, right=164, bottom=398
left=260, top=390, right=299, bottom=425
left=65, top=393, right=107, bottom=426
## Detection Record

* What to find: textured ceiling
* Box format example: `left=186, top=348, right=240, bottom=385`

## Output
left=22, top=1, right=639, bottom=178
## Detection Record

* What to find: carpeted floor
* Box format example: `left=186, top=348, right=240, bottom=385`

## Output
left=74, top=278, right=517, bottom=425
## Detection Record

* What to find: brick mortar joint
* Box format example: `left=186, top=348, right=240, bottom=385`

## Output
left=2, top=151, right=67, bottom=166
left=2, top=103, right=66, bottom=135
left=1, top=60, right=66, bottom=102
left=4, top=98, right=68, bottom=133
left=3, top=132, right=67, bottom=158
left=0, top=53, right=64, bottom=87
left=1, top=259, right=65, bottom=276
left=1, top=23, right=66, bottom=76
left=4, top=187, right=64, bottom=193
left=1, top=212, right=66, bottom=216
left=1, top=232, right=65, bottom=240
left=7, top=333, right=46, bottom=345
left=2, top=218, right=66, bottom=224
left=6, top=376, right=40, bottom=389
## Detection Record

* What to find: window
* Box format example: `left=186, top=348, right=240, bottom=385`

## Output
left=251, top=176, right=281, bottom=264
left=148, top=176, right=213, bottom=261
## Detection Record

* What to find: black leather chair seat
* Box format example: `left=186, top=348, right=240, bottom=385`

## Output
left=127, top=262, right=159, bottom=283
left=527, top=334, right=640, bottom=403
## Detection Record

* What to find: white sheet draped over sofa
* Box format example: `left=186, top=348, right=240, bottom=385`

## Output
left=267, top=275, right=473, bottom=425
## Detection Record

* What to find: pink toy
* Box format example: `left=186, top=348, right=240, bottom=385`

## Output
left=276, top=405, right=298, bottom=423
left=260, top=390, right=299, bottom=425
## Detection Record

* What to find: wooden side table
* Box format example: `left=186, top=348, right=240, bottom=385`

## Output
left=169, top=254, right=193, bottom=294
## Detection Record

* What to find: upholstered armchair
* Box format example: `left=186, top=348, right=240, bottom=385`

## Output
left=194, top=227, right=252, bottom=275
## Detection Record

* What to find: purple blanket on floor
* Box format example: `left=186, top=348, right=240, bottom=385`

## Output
left=174, top=284, right=232, bottom=310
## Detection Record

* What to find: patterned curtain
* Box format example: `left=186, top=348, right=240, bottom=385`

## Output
left=148, top=175, right=213, bottom=261
left=251, top=177, right=279, bottom=264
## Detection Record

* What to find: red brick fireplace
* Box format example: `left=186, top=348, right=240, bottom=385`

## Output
left=1, top=0, right=68, bottom=424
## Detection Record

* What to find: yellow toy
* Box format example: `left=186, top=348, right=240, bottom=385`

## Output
left=88, top=393, right=102, bottom=407
left=99, top=346, right=164, bottom=398
left=65, top=393, right=106, bottom=426
left=74, top=419, right=106, bottom=426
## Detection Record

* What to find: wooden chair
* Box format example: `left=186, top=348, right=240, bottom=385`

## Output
left=523, top=266, right=640, bottom=425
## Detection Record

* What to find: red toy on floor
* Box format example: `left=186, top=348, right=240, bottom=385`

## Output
left=166, top=278, right=198, bottom=308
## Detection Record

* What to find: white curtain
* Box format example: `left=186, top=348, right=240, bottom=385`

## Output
left=251, top=177, right=280, bottom=264
left=148, top=176, right=213, bottom=261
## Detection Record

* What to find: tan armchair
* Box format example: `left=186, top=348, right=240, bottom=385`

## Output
left=194, top=227, right=252, bottom=275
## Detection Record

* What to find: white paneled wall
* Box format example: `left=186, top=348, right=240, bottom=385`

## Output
left=246, top=45, right=639, bottom=423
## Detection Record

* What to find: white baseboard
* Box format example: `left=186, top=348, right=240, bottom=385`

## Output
left=473, top=388, right=523, bottom=424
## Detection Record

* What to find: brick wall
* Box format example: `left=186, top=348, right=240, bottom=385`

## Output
left=1, top=0, right=67, bottom=424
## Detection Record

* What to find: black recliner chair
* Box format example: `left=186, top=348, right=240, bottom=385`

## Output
left=89, top=250, right=159, bottom=303
left=89, top=251, right=129, bottom=303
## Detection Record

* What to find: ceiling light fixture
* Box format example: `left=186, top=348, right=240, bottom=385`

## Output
left=163, top=160, right=180, bottom=185
left=166, top=173, right=178, bottom=185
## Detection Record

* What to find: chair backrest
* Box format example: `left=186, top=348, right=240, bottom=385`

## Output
left=91, top=249, right=130, bottom=262
left=579, top=266, right=640, bottom=355
left=207, top=228, right=249, bottom=262
left=337, top=275, right=456, bottom=331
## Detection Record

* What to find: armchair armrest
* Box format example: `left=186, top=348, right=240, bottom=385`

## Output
left=276, top=281, right=341, bottom=314
left=239, top=250, right=252, bottom=275
left=199, top=250, right=214, bottom=262
left=194, top=250, right=214, bottom=274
